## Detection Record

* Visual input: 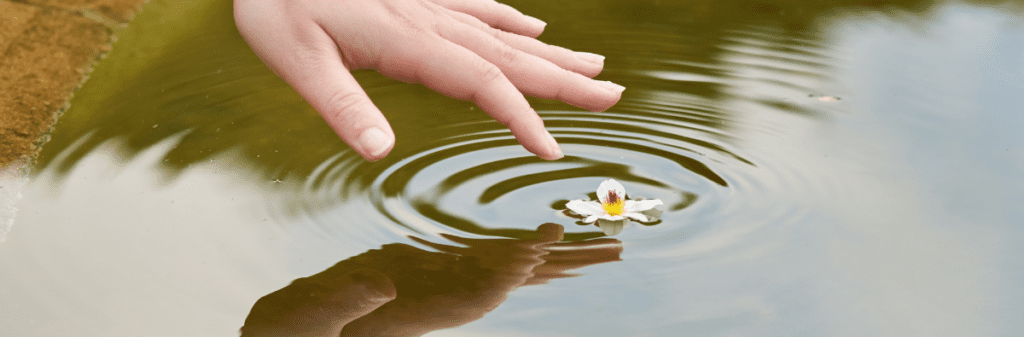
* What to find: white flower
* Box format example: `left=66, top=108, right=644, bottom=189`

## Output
left=565, top=179, right=663, bottom=235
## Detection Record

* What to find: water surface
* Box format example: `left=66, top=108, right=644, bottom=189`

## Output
left=2, top=0, right=1023, bottom=336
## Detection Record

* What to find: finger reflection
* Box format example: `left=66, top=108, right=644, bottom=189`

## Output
left=241, top=223, right=622, bottom=337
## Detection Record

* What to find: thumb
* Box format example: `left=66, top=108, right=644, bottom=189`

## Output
left=302, top=69, right=396, bottom=161
left=240, top=267, right=395, bottom=337
left=235, top=10, right=394, bottom=161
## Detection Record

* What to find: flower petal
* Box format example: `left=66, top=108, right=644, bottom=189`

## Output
left=596, top=219, right=626, bottom=236
left=599, top=214, right=626, bottom=221
left=639, top=207, right=664, bottom=222
left=623, top=212, right=649, bottom=222
left=583, top=215, right=600, bottom=223
left=597, top=179, right=626, bottom=204
left=566, top=200, right=604, bottom=216
left=624, top=199, right=663, bottom=213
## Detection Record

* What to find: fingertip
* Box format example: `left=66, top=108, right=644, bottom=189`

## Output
left=345, top=267, right=397, bottom=303
left=522, top=14, right=547, bottom=37
left=597, top=81, right=626, bottom=94
left=357, top=127, right=395, bottom=161
left=543, top=130, right=564, bottom=160
left=575, top=52, right=606, bottom=64
left=518, top=126, right=562, bottom=160
left=575, top=52, right=606, bottom=78
left=536, top=223, right=565, bottom=241
left=586, top=81, right=626, bottom=112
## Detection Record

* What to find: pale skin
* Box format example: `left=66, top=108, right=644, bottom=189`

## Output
left=234, top=0, right=624, bottom=161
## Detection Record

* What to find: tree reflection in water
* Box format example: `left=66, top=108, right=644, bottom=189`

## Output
left=241, top=224, right=621, bottom=337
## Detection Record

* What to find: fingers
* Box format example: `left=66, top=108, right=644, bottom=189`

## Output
left=241, top=268, right=395, bottom=337
left=409, top=235, right=469, bottom=255
left=442, top=9, right=605, bottom=78
left=433, top=17, right=624, bottom=113
left=431, top=0, right=547, bottom=37
left=313, top=76, right=396, bottom=161
left=547, top=237, right=622, bottom=249
left=391, top=34, right=563, bottom=160
left=532, top=223, right=565, bottom=243
left=317, top=268, right=397, bottom=324
left=236, top=0, right=624, bottom=163
left=234, top=4, right=395, bottom=161
left=543, top=246, right=623, bottom=264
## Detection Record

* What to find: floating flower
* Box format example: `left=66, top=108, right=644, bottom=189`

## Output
left=565, top=179, right=663, bottom=235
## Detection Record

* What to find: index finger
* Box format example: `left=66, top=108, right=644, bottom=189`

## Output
left=431, top=0, right=547, bottom=37
left=382, top=33, right=563, bottom=160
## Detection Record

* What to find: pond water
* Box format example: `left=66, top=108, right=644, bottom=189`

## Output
left=2, top=0, right=1024, bottom=335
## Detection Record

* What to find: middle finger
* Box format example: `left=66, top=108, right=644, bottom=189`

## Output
left=442, top=8, right=605, bottom=78
left=432, top=15, right=625, bottom=112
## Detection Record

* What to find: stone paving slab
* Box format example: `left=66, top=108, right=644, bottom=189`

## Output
left=17, top=0, right=143, bottom=22
left=0, top=0, right=146, bottom=169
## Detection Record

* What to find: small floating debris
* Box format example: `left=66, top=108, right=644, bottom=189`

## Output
left=564, top=179, right=663, bottom=236
left=809, top=94, right=841, bottom=102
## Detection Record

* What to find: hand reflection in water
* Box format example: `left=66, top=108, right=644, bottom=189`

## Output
left=241, top=223, right=621, bottom=337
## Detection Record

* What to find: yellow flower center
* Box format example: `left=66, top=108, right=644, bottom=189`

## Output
left=602, top=190, right=624, bottom=216
left=602, top=199, right=625, bottom=216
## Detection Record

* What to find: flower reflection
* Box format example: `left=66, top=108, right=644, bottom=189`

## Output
left=241, top=224, right=621, bottom=337
left=565, top=179, right=663, bottom=235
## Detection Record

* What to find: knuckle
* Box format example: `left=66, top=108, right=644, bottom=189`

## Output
left=473, top=59, right=505, bottom=87
left=387, top=3, right=430, bottom=35
left=484, top=25, right=503, bottom=39
left=468, top=16, right=493, bottom=32
left=290, top=48, right=328, bottom=68
left=322, top=90, right=370, bottom=127
left=495, top=42, right=522, bottom=65
left=552, top=69, right=574, bottom=100
left=395, top=15, right=427, bottom=35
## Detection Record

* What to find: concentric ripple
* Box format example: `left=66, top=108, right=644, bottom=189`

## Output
left=12, top=1, right=1024, bottom=335
left=272, top=23, right=842, bottom=253
left=290, top=99, right=762, bottom=243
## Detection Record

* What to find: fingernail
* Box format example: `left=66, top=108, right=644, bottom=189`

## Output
left=359, top=128, right=392, bottom=158
left=597, top=81, right=626, bottom=94
left=575, top=52, right=606, bottom=64
left=524, top=15, right=547, bottom=29
left=545, top=130, right=563, bottom=160
left=347, top=269, right=396, bottom=302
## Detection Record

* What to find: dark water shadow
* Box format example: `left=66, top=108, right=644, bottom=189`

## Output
left=241, top=223, right=622, bottom=336
left=36, top=0, right=1023, bottom=184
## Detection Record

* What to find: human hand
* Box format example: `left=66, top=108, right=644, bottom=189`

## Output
left=240, top=267, right=396, bottom=337
left=240, top=224, right=623, bottom=336
left=340, top=223, right=566, bottom=336
left=234, top=0, right=624, bottom=161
